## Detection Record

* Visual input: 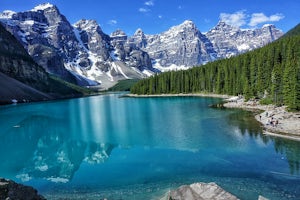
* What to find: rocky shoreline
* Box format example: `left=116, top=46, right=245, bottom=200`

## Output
left=126, top=93, right=233, bottom=99
left=128, top=93, right=300, bottom=141
left=0, top=178, right=45, bottom=200
left=223, top=97, right=300, bottom=141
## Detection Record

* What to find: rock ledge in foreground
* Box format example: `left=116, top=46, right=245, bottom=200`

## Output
left=162, top=182, right=239, bottom=200
left=0, top=178, right=45, bottom=200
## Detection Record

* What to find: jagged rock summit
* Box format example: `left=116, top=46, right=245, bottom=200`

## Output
left=205, top=21, right=284, bottom=58
left=130, top=20, right=218, bottom=71
left=0, top=3, right=153, bottom=89
left=131, top=20, right=283, bottom=71
left=0, top=3, right=284, bottom=88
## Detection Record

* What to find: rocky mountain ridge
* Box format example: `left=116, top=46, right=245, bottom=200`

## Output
left=205, top=21, right=284, bottom=58
left=0, top=3, right=152, bottom=89
left=0, top=22, right=84, bottom=104
left=0, top=3, right=284, bottom=88
left=130, top=20, right=218, bottom=71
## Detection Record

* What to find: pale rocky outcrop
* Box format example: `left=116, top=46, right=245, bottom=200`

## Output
left=161, top=182, right=239, bottom=200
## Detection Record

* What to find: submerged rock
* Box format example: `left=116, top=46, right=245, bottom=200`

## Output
left=0, top=178, right=45, bottom=200
left=258, top=195, right=270, bottom=200
left=162, top=182, right=239, bottom=200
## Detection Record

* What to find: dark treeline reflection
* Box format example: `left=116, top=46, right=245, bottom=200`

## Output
left=226, top=109, right=300, bottom=174
left=274, top=138, right=300, bottom=175
left=227, top=110, right=266, bottom=140
left=1, top=94, right=299, bottom=187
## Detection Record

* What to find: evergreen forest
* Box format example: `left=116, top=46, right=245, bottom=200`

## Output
left=131, top=24, right=300, bottom=111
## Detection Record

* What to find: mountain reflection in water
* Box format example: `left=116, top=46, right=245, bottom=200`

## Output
left=0, top=94, right=299, bottom=200
left=0, top=114, right=115, bottom=182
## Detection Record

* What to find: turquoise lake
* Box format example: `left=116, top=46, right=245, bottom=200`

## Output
left=0, top=93, right=299, bottom=199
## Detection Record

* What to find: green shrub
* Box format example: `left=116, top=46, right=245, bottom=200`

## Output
left=260, top=98, right=273, bottom=105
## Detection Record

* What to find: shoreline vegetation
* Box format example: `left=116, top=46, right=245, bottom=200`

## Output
left=126, top=93, right=300, bottom=141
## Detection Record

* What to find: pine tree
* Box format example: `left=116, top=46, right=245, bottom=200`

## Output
left=130, top=33, right=300, bottom=110
left=271, top=62, right=283, bottom=105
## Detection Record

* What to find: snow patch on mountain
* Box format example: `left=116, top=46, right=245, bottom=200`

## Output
left=0, top=3, right=284, bottom=88
left=237, top=44, right=250, bottom=51
left=0, top=10, right=16, bottom=18
left=31, top=3, right=54, bottom=12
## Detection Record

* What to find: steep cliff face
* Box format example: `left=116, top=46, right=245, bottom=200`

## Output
left=0, top=3, right=284, bottom=87
left=205, top=21, right=284, bottom=58
left=0, top=3, right=154, bottom=88
left=0, top=4, right=80, bottom=85
left=129, top=20, right=283, bottom=71
left=0, top=22, right=49, bottom=91
left=130, top=20, right=217, bottom=71
left=110, top=29, right=154, bottom=72
left=0, top=23, right=83, bottom=104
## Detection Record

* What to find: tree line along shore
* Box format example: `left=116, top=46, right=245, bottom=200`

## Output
left=130, top=24, right=300, bottom=112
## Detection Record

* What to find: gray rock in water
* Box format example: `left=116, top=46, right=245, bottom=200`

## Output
left=0, top=178, right=45, bottom=200
left=162, top=182, right=239, bottom=200
left=258, top=195, right=270, bottom=200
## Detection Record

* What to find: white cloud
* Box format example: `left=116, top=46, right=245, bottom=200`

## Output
left=139, top=8, right=150, bottom=13
left=108, top=19, right=117, bottom=25
left=145, top=0, right=154, bottom=6
left=249, top=13, right=284, bottom=26
left=178, top=5, right=183, bottom=10
left=204, top=19, right=210, bottom=23
left=219, top=10, right=247, bottom=27
left=220, top=10, right=284, bottom=28
left=158, top=15, right=162, bottom=19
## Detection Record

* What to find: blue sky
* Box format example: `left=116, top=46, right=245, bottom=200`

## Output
left=0, top=0, right=299, bottom=35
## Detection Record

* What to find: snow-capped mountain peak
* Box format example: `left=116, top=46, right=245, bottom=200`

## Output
left=0, top=4, right=153, bottom=88
left=168, top=20, right=197, bottom=33
left=262, top=24, right=274, bottom=28
left=74, top=19, right=102, bottom=32
left=0, top=10, right=16, bottom=19
left=205, top=21, right=283, bottom=58
left=182, top=20, right=195, bottom=26
left=110, top=29, right=127, bottom=38
left=134, top=28, right=145, bottom=37
left=31, top=3, right=55, bottom=12
left=0, top=4, right=283, bottom=88
left=209, top=21, right=240, bottom=33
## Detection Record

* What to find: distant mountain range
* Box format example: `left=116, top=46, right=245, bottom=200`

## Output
left=0, top=3, right=284, bottom=89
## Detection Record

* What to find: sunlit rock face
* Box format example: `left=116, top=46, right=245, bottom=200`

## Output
left=162, top=182, right=239, bottom=200
left=0, top=3, right=153, bottom=88
left=0, top=3, right=283, bottom=86
left=129, top=20, right=283, bottom=71
left=205, top=21, right=284, bottom=58
left=130, top=20, right=218, bottom=71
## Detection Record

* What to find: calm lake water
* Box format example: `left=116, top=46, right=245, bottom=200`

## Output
left=0, top=93, right=299, bottom=199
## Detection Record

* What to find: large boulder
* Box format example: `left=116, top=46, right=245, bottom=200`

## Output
left=162, top=182, right=239, bottom=200
left=0, top=178, right=45, bottom=200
